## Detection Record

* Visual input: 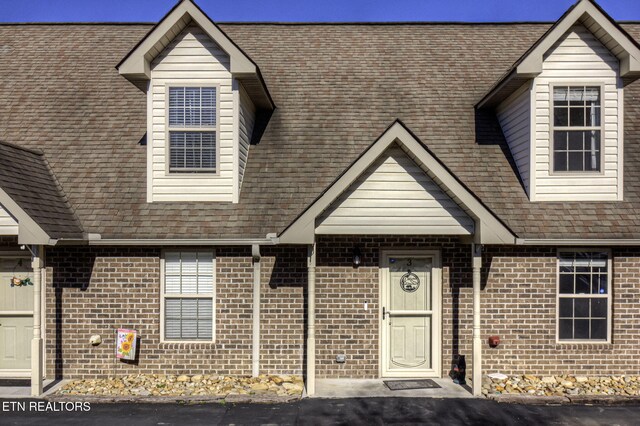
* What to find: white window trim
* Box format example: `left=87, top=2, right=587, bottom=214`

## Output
left=160, top=249, right=216, bottom=343
left=556, top=248, right=612, bottom=344
left=164, top=82, right=221, bottom=177
left=549, top=82, right=606, bottom=176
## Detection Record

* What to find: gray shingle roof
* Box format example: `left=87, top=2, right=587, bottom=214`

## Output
left=0, top=22, right=639, bottom=240
left=0, top=141, right=83, bottom=239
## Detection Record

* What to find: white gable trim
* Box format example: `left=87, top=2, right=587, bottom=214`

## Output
left=478, top=0, right=640, bottom=108
left=0, top=189, right=53, bottom=245
left=279, top=121, right=516, bottom=244
left=517, top=0, right=640, bottom=77
left=118, top=0, right=255, bottom=79
left=117, top=0, right=273, bottom=109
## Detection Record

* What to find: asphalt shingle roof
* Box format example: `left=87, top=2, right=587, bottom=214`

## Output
left=0, top=22, right=639, bottom=240
left=0, top=141, right=83, bottom=239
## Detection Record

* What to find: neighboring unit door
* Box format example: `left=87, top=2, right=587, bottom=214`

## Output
left=381, top=252, right=441, bottom=377
left=0, top=256, right=33, bottom=374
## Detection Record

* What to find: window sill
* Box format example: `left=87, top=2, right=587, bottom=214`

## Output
left=160, top=340, right=217, bottom=349
left=554, top=341, right=612, bottom=350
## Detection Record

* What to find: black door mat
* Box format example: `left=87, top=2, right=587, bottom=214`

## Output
left=384, top=379, right=441, bottom=391
left=0, top=379, right=30, bottom=387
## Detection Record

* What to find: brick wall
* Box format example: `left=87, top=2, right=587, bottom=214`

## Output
left=481, top=246, right=640, bottom=376
left=44, top=245, right=305, bottom=379
left=315, top=235, right=473, bottom=379
left=42, top=241, right=640, bottom=380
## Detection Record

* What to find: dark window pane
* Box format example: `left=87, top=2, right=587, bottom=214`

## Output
left=568, top=152, right=584, bottom=171
left=559, top=319, right=573, bottom=340
left=574, top=319, right=590, bottom=339
left=568, top=131, right=584, bottom=151
left=559, top=274, right=574, bottom=293
left=569, top=107, right=585, bottom=126
left=586, top=106, right=601, bottom=126
left=598, top=275, right=607, bottom=294
left=591, top=299, right=607, bottom=318
left=574, top=298, right=589, bottom=317
left=554, top=152, right=567, bottom=172
left=554, top=131, right=568, bottom=150
left=559, top=298, right=573, bottom=317
left=575, top=274, right=590, bottom=293
left=591, top=319, right=607, bottom=340
left=592, top=274, right=607, bottom=294
left=555, top=107, right=569, bottom=126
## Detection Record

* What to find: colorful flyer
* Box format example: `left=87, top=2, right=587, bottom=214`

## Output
left=116, top=328, right=137, bottom=360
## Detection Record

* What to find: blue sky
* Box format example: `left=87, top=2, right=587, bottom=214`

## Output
left=0, top=0, right=638, bottom=23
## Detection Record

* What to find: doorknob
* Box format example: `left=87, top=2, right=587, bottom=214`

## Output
left=382, top=307, right=387, bottom=320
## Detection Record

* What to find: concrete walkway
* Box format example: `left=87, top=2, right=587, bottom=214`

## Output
left=0, top=379, right=61, bottom=398
left=313, top=378, right=473, bottom=398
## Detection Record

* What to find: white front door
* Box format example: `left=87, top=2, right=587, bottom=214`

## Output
left=381, top=251, right=441, bottom=377
left=0, top=256, right=33, bottom=374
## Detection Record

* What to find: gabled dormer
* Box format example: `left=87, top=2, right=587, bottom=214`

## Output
left=478, top=0, right=640, bottom=202
left=117, top=0, right=273, bottom=203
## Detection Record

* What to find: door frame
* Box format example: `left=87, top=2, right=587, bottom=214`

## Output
left=379, top=249, right=442, bottom=378
left=0, top=252, right=42, bottom=378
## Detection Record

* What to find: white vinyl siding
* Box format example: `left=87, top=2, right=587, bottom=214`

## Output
left=497, top=84, right=531, bottom=194
left=238, top=84, right=255, bottom=189
left=316, top=145, right=474, bottom=235
left=161, top=250, right=215, bottom=342
left=0, top=206, right=18, bottom=235
left=533, top=25, right=622, bottom=201
left=149, top=24, right=234, bottom=202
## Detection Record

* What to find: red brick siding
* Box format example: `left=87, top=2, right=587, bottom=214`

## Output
left=44, top=246, right=304, bottom=379
left=481, top=246, right=640, bottom=376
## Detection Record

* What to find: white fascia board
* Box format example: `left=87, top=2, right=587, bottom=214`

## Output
left=517, top=0, right=640, bottom=77
left=0, top=189, right=53, bottom=245
left=516, top=238, right=640, bottom=246
left=278, top=121, right=516, bottom=245
left=118, top=0, right=256, bottom=79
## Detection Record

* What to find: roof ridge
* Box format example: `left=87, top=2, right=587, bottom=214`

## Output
left=0, top=140, right=44, bottom=156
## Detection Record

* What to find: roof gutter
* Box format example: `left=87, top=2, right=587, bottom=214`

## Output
left=516, top=238, right=640, bottom=246
left=54, top=233, right=280, bottom=246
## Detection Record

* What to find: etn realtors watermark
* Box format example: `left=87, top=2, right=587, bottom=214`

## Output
left=2, top=400, right=91, bottom=412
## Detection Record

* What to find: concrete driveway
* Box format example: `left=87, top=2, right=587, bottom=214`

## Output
left=1, top=398, right=639, bottom=425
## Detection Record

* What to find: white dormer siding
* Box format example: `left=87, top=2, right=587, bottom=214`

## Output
left=316, top=145, right=474, bottom=235
left=148, top=25, right=235, bottom=202
left=497, top=84, right=531, bottom=194
left=532, top=25, right=622, bottom=201
left=238, top=84, right=255, bottom=190
left=0, top=206, right=18, bottom=235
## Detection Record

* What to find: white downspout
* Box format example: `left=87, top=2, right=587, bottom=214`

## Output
left=306, top=242, right=316, bottom=396
left=472, top=243, right=483, bottom=396
left=31, top=245, right=43, bottom=396
left=252, top=244, right=261, bottom=377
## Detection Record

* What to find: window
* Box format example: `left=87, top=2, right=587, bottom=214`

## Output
left=167, top=86, right=217, bottom=173
left=161, top=251, right=215, bottom=341
left=557, top=251, right=610, bottom=342
left=552, top=86, right=602, bottom=173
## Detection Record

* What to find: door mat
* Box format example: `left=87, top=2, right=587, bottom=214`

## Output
left=0, top=379, right=30, bottom=387
left=384, top=379, right=441, bottom=391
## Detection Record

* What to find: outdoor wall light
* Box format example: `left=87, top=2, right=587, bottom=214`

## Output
left=352, top=246, right=362, bottom=268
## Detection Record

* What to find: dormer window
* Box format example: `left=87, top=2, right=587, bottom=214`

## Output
left=552, top=86, right=602, bottom=173
left=168, top=86, right=218, bottom=173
